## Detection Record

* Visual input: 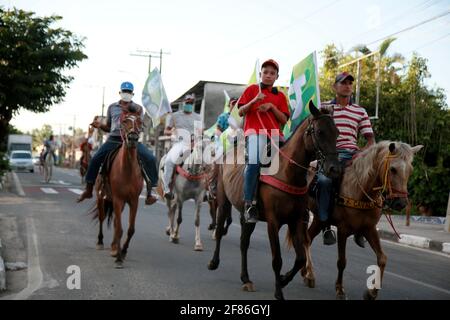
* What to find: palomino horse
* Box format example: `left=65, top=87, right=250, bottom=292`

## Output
left=94, top=110, right=143, bottom=268
left=208, top=101, right=341, bottom=300
left=43, top=145, right=56, bottom=183
left=302, top=141, right=423, bottom=300
left=157, top=137, right=211, bottom=251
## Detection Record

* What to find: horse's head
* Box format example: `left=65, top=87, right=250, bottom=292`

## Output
left=378, top=142, right=423, bottom=211
left=306, top=101, right=341, bottom=179
left=186, top=136, right=208, bottom=176
left=120, top=112, right=142, bottom=148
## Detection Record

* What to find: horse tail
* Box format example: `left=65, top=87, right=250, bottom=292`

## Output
left=104, top=199, right=114, bottom=227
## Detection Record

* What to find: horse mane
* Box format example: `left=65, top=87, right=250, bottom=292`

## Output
left=348, top=140, right=415, bottom=188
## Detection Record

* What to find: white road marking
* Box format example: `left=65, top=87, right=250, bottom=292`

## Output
left=68, top=188, right=83, bottom=195
left=58, top=180, right=71, bottom=185
left=13, top=217, right=43, bottom=300
left=385, top=271, right=450, bottom=296
left=40, top=188, right=58, bottom=194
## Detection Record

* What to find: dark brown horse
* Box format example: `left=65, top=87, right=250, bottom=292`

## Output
left=94, top=111, right=144, bottom=268
left=79, top=137, right=91, bottom=185
left=208, top=101, right=341, bottom=300
left=303, top=141, right=423, bottom=299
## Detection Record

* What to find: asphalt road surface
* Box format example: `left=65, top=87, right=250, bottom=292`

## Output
left=0, top=167, right=449, bottom=300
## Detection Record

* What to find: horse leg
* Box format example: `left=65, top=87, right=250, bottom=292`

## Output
left=301, top=215, right=321, bottom=288
left=121, top=199, right=138, bottom=260
left=262, top=218, right=285, bottom=300
left=111, top=201, right=124, bottom=268
left=166, top=201, right=176, bottom=238
left=207, top=195, right=231, bottom=270
left=363, top=227, right=387, bottom=300
left=240, top=216, right=257, bottom=293
left=335, top=227, right=348, bottom=300
left=208, top=198, right=217, bottom=232
left=281, top=219, right=309, bottom=289
left=194, top=197, right=203, bottom=251
left=171, top=201, right=182, bottom=243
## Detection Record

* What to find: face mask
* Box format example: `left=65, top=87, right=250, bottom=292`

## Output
left=183, top=104, right=193, bottom=113
left=120, top=92, right=133, bottom=102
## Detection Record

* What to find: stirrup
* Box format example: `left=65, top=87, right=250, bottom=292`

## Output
left=322, top=227, right=336, bottom=245
left=244, top=205, right=258, bottom=224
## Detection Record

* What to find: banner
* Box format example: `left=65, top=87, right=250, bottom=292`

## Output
left=141, top=67, right=172, bottom=128
left=285, top=51, right=321, bottom=137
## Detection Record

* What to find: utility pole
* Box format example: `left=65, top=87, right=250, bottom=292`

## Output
left=130, top=49, right=170, bottom=74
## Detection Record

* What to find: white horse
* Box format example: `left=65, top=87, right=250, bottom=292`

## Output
left=43, top=144, right=56, bottom=183
left=158, top=138, right=212, bottom=251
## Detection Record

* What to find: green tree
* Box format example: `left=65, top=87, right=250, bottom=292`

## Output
left=0, top=8, right=87, bottom=151
left=31, top=124, right=53, bottom=152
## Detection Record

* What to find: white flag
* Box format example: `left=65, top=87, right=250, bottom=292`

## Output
left=142, top=67, right=172, bottom=127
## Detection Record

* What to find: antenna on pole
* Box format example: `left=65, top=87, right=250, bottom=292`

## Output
left=130, top=49, right=171, bottom=74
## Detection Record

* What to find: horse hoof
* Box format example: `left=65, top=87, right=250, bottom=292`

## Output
left=165, top=228, right=170, bottom=236
left=363, top=290, right=377, bottom=300
left=280, top=275, right=289, bottom=288
left=110, top=250, right=118, bottom=257
left=194, top=244, right=203, bottom=251
left=211, top=230, right=216, bottom=240
left=208, top=260, right=219, bottom=270
left=304, top=277, right=315, bottom=289
left=96, top=244, right=104, bottom=250
left=170, top=237, right=179, bottom=244
left=241, top=282, right=255, bottom=292
left=208, top=224, right=216, bottom=231
left=336, top=293, right=347, bottom=300
left=275, top=291, right=285, bottom=300
left=115, top=261, right=124, bottom=269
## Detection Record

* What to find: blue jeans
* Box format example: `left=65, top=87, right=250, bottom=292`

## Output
left=43, top=151, right=57, bottom=163
left=85, top=136, right=158, bottom=187
left=244, top=134, right=269, bottom=202
left=316, top=149, right=356, bottom=222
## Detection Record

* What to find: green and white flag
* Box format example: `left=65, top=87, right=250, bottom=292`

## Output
left=247, top=59, right=261, bottom=85
left=285, top=51, right=321, bottom=137
left=142, top=67, right=172, bottom=128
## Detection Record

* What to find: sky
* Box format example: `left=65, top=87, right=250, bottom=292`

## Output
left=3, top=0, right=450, bottom=134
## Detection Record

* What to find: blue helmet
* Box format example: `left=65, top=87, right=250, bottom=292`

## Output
left=120, top=81, right=134, bottom=92
left=216, top=112, right=230, bottom=131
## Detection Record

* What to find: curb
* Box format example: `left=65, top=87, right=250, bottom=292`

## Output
left=9, top=171, right=25, bottom=197
left=378, top=228, right=449, bottom=255
left=0, top=238, right=5, bottom=291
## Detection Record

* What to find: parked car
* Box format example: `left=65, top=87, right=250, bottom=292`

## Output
left=9, top=151, right=34, bottom=172
left=32, top=156, right=41, bottom=165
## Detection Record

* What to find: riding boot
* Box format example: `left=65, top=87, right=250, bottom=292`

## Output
left=322, top=223, right=336, bottom=245
left=353, top=233, right=366, bottom=248
left=244, top=202, right=258, bottom=224
left=145, top=186, right=157, bottom=205
left=77, top=182, right=94, bottom=202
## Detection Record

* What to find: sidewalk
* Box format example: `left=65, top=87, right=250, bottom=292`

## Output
left=376, top=214, right=450, bottom=255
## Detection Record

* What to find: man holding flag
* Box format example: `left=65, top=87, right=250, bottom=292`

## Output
left=238, top=59, right=290, bottom=223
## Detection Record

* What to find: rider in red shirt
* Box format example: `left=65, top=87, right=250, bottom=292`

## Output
left=238, top=59, right=290, bottom=223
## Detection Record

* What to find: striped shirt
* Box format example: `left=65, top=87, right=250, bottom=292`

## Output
left=321, top=100, right=374, bottom=150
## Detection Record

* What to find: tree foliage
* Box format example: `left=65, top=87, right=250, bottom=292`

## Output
left=319, top=41, right=450, bottom=216
left=0, top=8, right=87, bottom=150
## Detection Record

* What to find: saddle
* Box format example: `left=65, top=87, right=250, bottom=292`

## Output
left=98, top=144, right=149, bottom=200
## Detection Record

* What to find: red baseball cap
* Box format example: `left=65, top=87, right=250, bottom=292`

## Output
left=261, top=59, right=279, bottom=72
left=335, top=72, right=355, bottom=84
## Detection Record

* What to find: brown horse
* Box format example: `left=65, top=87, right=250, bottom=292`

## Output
left=208, top=101, right=341, bottom=300
left=303, top=141, right=423, bottom=299
left=79, top=138, right=91, bottom=185
left=94, top=111, right=143, bottom=268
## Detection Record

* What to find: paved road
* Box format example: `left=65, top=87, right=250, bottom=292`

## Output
left=1, top=167, right=449, bottom=300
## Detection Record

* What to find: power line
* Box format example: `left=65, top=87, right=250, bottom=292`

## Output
left=227, top=0, right=343, bottom=56
left=323, top=9, right=450, bottom=64
left=365, top=9, right=450, bottom=47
